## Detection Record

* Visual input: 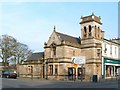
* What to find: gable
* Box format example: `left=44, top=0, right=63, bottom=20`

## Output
left=46, top=31, right=62, bottom=47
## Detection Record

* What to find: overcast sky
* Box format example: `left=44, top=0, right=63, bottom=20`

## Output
left=0, top=1, right=118, bottom=52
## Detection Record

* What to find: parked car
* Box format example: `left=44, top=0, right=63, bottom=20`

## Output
left=2, top=71, right=17, bottom=79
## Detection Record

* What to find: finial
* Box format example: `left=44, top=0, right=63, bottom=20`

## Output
left=92, top=12, right=94, bottom=16
left=81, top=16, right=83, bottom=19
left=99, top=16, right=101, bottom=19
left=54, top=26, right=56, bottom=31
left=44, top=42, right=47, bottom=46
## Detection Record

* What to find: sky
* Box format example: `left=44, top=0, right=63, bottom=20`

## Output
left=0, top=1, right=119, bottom=52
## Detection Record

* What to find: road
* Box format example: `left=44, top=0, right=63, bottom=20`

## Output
left=1, top=78, right=120, bottom=88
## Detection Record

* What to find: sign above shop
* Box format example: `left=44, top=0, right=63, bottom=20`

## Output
left=72, top=56, right=86, bottom=64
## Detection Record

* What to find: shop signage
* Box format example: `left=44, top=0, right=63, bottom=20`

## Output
left=72, top=56, right=86, bottom=64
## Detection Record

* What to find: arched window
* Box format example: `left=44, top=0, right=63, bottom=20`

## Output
left=98, top=27, right=100, bottom=38
left=95, top=25, right=97, bottom=37
left=51, top=43, right=56, bottom=57
left=84, top=26, right=87, bottom=33
left=53, top=46, right=56, bottom=56
left=95, top=25, right=96, bottom=29
left=89, top=25, right=92, bottom=32
left=98, top=27, right=100, bottom=29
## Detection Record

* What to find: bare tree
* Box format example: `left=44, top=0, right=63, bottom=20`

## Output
left=0, top=35, right=17, bottom=68
left=0, top=35, right=32, bottom=67
left=11, top=42, right=32, bottom=64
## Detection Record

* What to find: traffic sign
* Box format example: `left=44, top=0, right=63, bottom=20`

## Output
left=73, top=64, right=78, bottom=68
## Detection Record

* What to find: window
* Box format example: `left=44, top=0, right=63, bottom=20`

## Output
left=49, top=65, right=53, bottom=75
left=98, top=27, right=100, bottom=37
left=115, top=47, right=117, bottom=56
left=98, top=27, right=100, bottom=29
left=53, top=47, right=56, bottom=56
left=89, top=25, right=92, bottom=32
left=104, top=43, right=107, bottom=53
left=84, top=26, right=87, bottom=33
left=110, top=45, right=112, bottom=55
left=95, top=25, right=97, bottom=37
left=73, top=50, right=75, bottom=56
left=89, top=25, right=92, bottom=36
left=84, top=26, right=87, bottom=37
left=97, top=49, right=101, bottom=57
left=119, top=48, right=120, bottom=56
left=52, top=43, right=56, bottom=57
left=95, top=25, right=96, bottom=28
left=55, top=65, right=58, bottom=75
left=78, top=68, right=85, bottom=79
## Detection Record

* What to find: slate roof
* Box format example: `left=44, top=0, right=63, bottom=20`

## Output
left=27, top=52, right=44, bottom=61
left=110, top=38, right=120, bottom=44
left=55, top=31, right=81, bottom=44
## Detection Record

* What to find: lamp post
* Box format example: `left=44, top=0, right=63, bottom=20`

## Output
left=46, top=59, right=48, bottom=80
left=41, top=58, right=44, bottom=79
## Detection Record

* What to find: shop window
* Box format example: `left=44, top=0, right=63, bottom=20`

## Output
left=78, top=68, right=85, bottom=79
left=68, top=67, right=76, bottom=80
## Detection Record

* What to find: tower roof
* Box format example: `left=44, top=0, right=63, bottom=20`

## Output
left=80, top=13, right=102, bottom=25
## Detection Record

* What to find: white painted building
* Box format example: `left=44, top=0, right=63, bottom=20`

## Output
left=102, top=38, right=120, bottom=78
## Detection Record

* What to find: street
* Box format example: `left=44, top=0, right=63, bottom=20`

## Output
left=1, top=78, right=120, bottom=88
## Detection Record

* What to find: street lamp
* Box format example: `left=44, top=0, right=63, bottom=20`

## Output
left=46, top=59, right=48, bottom=80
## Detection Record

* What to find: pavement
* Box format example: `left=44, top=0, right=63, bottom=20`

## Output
left=2, top=77, right=120, bottom=88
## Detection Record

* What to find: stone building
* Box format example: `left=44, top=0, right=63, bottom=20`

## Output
left=44, top=13, right=120, bottom=80
left=17, top=52, right=44, bottom=79
left=17, top=13, right=120, bottom=80
left=44, top=28, right=81, bottom=80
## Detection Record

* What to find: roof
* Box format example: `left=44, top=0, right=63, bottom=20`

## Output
left=55, top=31, right=81, bottom=44
left=110, top=38, right=120, bottom=44
left=27, top=52, right=44, bottom=61
left=80, top=13, right=102, bottom=25
left=104, top=38, right=120, bottom=45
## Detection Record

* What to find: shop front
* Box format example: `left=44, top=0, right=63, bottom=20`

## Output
left=102, top=57, right=120, bottom=79
left=68, top=66, right=85, bottom=80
